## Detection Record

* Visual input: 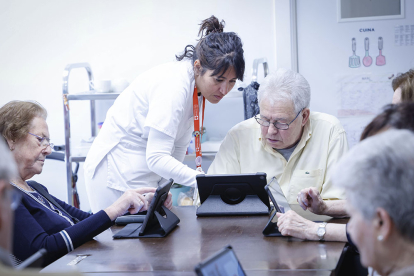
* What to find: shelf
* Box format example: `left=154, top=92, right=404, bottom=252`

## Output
left=66, top=92, right=121, bottom=101
left=71, top=156, right=86, bottom=162
left=69, top=153, right=216, bottom=164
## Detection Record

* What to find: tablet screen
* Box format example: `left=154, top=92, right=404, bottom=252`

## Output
left=139, top=178, right=173, bottom=235
left=267, top=176, right=291, bottom=212
left=196, top=246, right=245, bottom=276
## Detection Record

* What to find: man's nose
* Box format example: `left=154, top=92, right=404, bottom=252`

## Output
left=267, top=123, right=279, bottom=134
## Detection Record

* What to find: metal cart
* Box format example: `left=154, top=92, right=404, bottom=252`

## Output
left=62, top=63, right=120, bottom=206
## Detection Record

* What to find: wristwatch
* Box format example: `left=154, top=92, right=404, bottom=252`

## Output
left=317, top=222, right=327, bottom=241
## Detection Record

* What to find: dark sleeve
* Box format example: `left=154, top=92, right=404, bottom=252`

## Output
left=13, top=201, right=113, bottom=266
left=346, top=223, right=359, bottom=253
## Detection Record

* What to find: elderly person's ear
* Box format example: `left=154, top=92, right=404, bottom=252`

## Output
left=6, top=139, right=14, bottom=151
left=301, top=108, right=311, bottom=127
left=375, top=207, right=393, bottom=242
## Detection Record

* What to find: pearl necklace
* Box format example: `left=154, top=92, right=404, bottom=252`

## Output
left=10, top=182, right=74, bottom=226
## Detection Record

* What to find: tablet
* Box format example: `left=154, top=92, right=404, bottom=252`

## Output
left=264, top=184, right=283, bottom=213
left=267, top=176, right=291, bottom=212
left=196, top=173, right=271, bottom=216
left=139, top=178, right=174, bottom=235
left=262, top=177, right=333, bottom=237
left=113, top=178, right=180, bottom=238
left=194, top=245, right=246, bottom=276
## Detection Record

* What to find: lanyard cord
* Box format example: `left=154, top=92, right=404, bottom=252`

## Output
left=193, top=86, right=205, bottom=169
left=10, top=182, right=75, bottom=226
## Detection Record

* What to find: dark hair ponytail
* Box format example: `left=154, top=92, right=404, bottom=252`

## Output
left=176, top=15, right=245, bottom=81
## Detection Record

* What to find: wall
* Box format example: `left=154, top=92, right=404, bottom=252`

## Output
left=0, top=0, right=277, bottom=210
left=296, top=0, right=413, bottom=146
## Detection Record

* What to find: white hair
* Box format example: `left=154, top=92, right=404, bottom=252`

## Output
left=257, top=68, right=311, bottom=113
left=0, top=139, right=17, bottom=181
left=332, top=129, right=414, bottom=243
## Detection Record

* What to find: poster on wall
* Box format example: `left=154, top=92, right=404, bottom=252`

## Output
left=336, top=73, right=394, bottom=147
left=336, top=73, right=394, bottom=117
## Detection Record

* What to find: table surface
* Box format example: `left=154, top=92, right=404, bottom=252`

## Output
left=42, top=206, right=347, bottom=275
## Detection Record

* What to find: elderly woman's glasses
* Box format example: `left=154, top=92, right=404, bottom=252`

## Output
left=28, top=133, right=54, bottom=149
left=255, top=109, right=303, bottom=130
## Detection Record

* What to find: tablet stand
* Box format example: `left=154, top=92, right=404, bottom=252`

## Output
left=196, top=194, right=270, bottom=217
left=139, top=205, right=180, bottom=237
left=113, top=206, right=180, bottom=238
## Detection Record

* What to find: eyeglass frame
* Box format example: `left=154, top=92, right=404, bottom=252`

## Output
left=28, top=132, right=54, bottom=149
left=255, top=108, right=304, bottom=130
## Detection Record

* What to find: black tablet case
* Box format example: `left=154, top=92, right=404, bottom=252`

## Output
left=113, top=206, right=179, bottom=238
left=194, top=245, right=246, bottom=276
left=113, top=179, right=180, bottom=238
left=196, top=173, right=270, bottom=216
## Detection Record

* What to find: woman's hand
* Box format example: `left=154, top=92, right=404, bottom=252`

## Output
left=297, top=187, right=327, bottom=215
left=104, top=187, right=156, bottom=221
left=276, top=210, right=318, bottom=240
left=144, top=192, right=173, bottom=210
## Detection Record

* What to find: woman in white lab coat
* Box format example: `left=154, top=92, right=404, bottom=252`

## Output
left=84, top=16, right=245, bottom=212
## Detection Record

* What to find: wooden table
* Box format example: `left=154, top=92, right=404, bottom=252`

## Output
left=42, top=206, right=347, bottom=275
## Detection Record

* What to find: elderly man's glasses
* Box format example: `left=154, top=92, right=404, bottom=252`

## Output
left=28, top=133, right=54, bottom=149
left=255, top=109, right=303, bottom=130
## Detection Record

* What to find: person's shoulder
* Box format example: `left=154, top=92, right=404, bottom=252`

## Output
left=310, top=112, right=344, bottom=131
left=26, top=181, right=49, bottom=194
left=228, top=117, right=261, bottom=134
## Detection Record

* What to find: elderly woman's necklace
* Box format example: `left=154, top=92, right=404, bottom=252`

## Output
left=9, top=182, right=74, bottom=226
left=10, top=181, right=45, bottom=203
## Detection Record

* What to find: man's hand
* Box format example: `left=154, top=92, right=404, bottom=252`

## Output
left=297, top=187, right=327, bottom=215
left=276, top=210, right=318, bottom=240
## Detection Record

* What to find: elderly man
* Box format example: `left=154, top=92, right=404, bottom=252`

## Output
left=0, top=139, right=81, bottom=275
left=208, top=69, right=348, bottom=204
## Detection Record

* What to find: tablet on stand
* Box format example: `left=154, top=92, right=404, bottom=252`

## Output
left=194, top=245, right=246, bottom=276
left=113, top=178, right=180, bottom=238
left=196, top=172, right=271, bottom=217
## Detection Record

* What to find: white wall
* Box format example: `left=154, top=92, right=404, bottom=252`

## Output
left=297, top=0, right=413, bottom=115
left=296, top=0, right=413, bottom=147
left=0, top=0, right=277, bottom=210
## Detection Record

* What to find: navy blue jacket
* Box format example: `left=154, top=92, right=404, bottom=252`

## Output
left=13, top=182, right=112, bottom=266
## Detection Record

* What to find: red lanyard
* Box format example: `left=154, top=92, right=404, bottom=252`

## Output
left=193, top=86, right=205, bottom=168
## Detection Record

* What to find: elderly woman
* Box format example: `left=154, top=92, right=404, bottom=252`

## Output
left=332, top=129, right=414, bottom=275
left=276, top=103, right=414, bottom=242
left=0, top=100, right=172, bottom=266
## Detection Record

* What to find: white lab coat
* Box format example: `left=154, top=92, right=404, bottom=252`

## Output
left=84, top=60, right=198, bottom=196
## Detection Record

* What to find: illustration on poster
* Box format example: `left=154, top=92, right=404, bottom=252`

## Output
left=349, top=37, right=386, bottom=68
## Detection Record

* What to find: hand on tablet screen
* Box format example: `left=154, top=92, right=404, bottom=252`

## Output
left=276, top=210, right=318, bottom=240
left=143, top=191, right=173, bottom=210
left=105, top=187, right=157, bottom=220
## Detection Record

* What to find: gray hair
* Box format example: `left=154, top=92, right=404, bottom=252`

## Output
left=332, top=129, right=414, bottom=243
left=0, top=138, right=17, bottom=181
left=257, top=68, right=311, bottom=113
